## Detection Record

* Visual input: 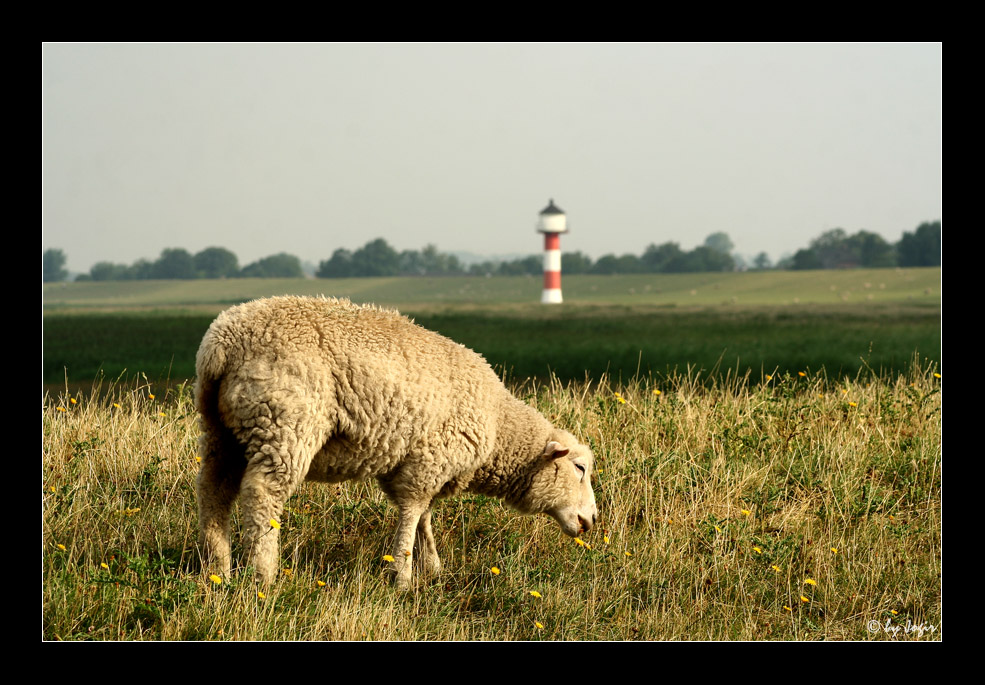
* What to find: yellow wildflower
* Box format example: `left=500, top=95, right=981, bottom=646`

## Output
left=258, top=591, right=266, bottom=600
left=848, top=401, right=858, bottom=408
left=529, top=591, right=542, bottom=599
left=209, top=574, right=222, bottom=585
left=195, top=456, right=202, bottom=463
left=752, top=546, right=762, bottom=555
left=830, top=547, right=838, bottom=554
left=574, top=537, right=586, bottom=547
left=282, top=568, right=292, bottom=577
left=57, top=544, right=66, bottom=551
left=798, top=371, right=806, bottom=377
left=783, top=605, right=792, bottom=612
left=70, top=397, right=77, bottom=405
left=316, top=580, right=326, bottom=587
left=148, top=393, right=155, bottom=400
left=56, top=407, right=66, bottom=412
left=714, top=525, right=722, bottom=533
left=382, top=555, right=395, bottom=563
left=624, top=551, right=633, bottom=557
left=804, top=578, right=817, bottom=586
left=771, top=565, right=781, bottom=572
left=113, top=403, right=121, bottom=409
left=765, top=374, right=773, bottom=381
left=652, top=389, right=661, bottom=396
left=800, top=595, right=810, bottom=603
left=100, top=562, right=109, bottom=570
left=741, top=509, right=751, bottom=516
left=269, top=519, right=281, bottom=529
left=933, top=372, right=941, bottom=379
left=490, top=566, right=500, bottom=575
left=890, top=609, right=898, bottom=615
left=534, top=621, right=544, bottom=629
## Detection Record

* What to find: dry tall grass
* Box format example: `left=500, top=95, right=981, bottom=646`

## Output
left=43, top=366, right=941, bottom=641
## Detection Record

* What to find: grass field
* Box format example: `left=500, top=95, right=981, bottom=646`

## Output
left=42, top=269, right=941, bottom=641
left=43, top=269, right=941, bottom=389
left=42, top=367, right=941, bottom=641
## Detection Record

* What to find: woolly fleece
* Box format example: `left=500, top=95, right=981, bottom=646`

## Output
left=195, top=296, right=597, bottom=588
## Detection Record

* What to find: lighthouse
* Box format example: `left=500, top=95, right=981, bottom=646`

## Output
left=537, top=199, right=567, bottom=304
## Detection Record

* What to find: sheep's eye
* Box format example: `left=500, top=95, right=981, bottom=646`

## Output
left=575, top=463, right=586, bottom=480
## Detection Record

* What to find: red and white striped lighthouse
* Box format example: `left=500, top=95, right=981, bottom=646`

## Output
left=537, top=199, right=567, bottom=304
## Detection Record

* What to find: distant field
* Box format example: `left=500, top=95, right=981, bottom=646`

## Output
left=42, top=269, right=941, bottom=389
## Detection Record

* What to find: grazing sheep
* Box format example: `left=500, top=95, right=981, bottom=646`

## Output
left=195, top=296, right=597, bottom=589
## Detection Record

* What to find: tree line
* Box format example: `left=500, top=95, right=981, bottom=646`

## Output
left=42, top=221, right=940, bottom=283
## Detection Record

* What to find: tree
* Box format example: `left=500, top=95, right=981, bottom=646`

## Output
left=897, top=221, right=941, bottom=267
left=240, top=253, right=304, bottom=278
left=752, top=252, right=772, bottom=270
left=89, top=261, right=130, bottom=281
left=151, top=248, right=196, bottom=279
left=317, top=249, right=354, bottom=278
left=703, top=232, right=734, bottom=255
left=351, top=238, right=400, bottom=277
left=43, top=249, right=68, bottom=282
left=641, top=242, right=686, bottom=273
left=562, top=251, right=593, bottom=274
left=846, top=230, right=895, bottom=268
left=194, top=247, right=239, bottom=278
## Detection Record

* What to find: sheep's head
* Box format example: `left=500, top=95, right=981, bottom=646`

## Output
left=521, top=434, right=598, bottom=537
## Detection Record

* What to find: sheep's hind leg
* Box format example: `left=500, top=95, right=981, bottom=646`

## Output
left=415, top=507, right=441, bottom=576
left=196, top=424, right=246, bottom=579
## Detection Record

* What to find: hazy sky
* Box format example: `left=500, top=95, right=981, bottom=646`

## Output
left=42, top=43, right=941, bottom=274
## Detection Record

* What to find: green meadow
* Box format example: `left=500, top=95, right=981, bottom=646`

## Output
left=43, top=269, right=940, bottom=389
left=42, top=268, right=941, bottom=641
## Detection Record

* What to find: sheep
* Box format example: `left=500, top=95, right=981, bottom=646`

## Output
left=194, top=295, right=598, bottom=589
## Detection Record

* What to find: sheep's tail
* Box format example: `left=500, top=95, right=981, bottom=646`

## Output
left=194, top=321, right=231, bottom=430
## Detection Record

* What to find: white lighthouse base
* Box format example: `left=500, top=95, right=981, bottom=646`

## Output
left=541, top=289, right=563, bottom=304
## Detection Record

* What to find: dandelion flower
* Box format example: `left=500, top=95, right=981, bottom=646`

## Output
left=848, top=401, right=858, bottom=408
left=752, top=546, right=762, bottom=555
left=783, top=605, right=792, bottom=612
left=148, top=393, right=156, bottom=400
left=209, top=574, right=222, bottom=585
left=652, top=389, right=661, bottom=396
left=798, top=371, right=806, bottom=377
left=70, top=397, right=77, bottom=405
left=113, top=403, right=121, bottom=409
left=195, top=456, right=202, bottom=463
left=830, top=547, right=838, bottom=554
left=771, top=565, right=781, bottom=572
left=714, top=525, right=722, bottom=533
left=624, top=551, right=633, bottom=557
left=603, top=535, right=610, bottom=544
left=890, top=609, right=898, bottom=615
left=100, top=562, right=109, bottom=570
left=765, top=374, right=773, bottom=381
left=574, top=537, right=586, bottom=547
left=56, top=407, right=66, bottom=412
left=800, top=595, right=809, bottom=603
left=316, top=580, right=326, bottom=587
left=741, top=509, right=751, bottom=516
left=614, top=392, right=627, bottom=404
left=282, top=568, right=292, bottom=577
left=933, top=372, right=941, bottom=379
left=490, top=566, right=500, bottom=575
left=269, top=519, right=281, bottom=529
left=534, top=621, right=544, bottom=629
left=57, top=544, right=66, bottom=551
left=257, top=591, right=266, bottom=600
left=529, top=591, right=542, bottom=599
left=804, top=578, right=817, bottom=586
left=382, top=555, right=395, bottom=563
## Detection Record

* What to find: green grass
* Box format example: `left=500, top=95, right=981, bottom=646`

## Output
left=42, top=367, right=941, bottom=641
left=42, top=270, right=941, bottom=389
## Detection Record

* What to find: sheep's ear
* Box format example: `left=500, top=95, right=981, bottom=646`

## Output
left=543, top=441, right=570, bottom=460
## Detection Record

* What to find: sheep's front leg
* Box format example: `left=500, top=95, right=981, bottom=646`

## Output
left=389, top=501, right=429, bottom=590
left=415, top=508, right=441, bottom=576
